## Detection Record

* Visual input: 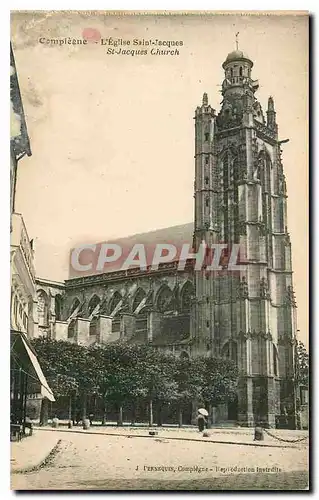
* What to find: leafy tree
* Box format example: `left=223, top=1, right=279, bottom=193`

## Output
left=138, top=347, right=178, bottom=426
left=201, top=357, right=238, bottom=406
left=173, top=356, right=206, bottom=427
left=92, top=343, right=177, bottom=426
left=31, top=338, right=239, bottom=428
left=30, top=338, right=98, bottom=421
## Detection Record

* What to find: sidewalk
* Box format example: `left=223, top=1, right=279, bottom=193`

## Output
left=11, top=430, right=61, bottom=473
left=33, top=424, right=309, bottom=449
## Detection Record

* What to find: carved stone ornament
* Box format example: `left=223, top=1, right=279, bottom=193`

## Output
left=260, top=277, right=270, bottom=299
left=286, top=285, right=297, bottom=307
left=237, top=276, right=248, bottom=299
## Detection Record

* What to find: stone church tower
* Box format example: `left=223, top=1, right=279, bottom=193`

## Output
left=193, top=49, right=298, bottom=427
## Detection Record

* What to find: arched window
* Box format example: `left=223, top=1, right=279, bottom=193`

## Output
left=135, top=305, right=148, bottom=339
left=233, top=157, right=239, bottom=243
left=109, top=291, right=122, bottom=316
left=180, top=282, right=194, bottom=312
left=37, top=290, right=49, bottom=327
left=55, top=294, right=63, bottom=321
left=88, top=295, right=100, bottom=316
left=156, top=286, right=172, bottom=313
left=258, top=152, right=271, bottom=193
left=230, top=67, right=233, bottom=78
left=239, top=66, right=243, bottom=77
left=258, top=152, right=272, bottom=261
left=221, top=340, right=238, bottom=365
left=132, top=288, right=146, bottom=314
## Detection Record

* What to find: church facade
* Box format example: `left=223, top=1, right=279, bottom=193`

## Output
left=34, top=49, right=298, bottom=428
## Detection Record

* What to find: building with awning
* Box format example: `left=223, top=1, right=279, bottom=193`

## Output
left=10, top=45, right=55, bottom=436
left=11, top=330, right=55, bottom=428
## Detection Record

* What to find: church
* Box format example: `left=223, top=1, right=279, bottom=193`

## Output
left=34, top=48, right=298, bottom=428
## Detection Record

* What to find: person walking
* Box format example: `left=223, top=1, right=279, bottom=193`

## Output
left=197, top=411, right=207, bottom=432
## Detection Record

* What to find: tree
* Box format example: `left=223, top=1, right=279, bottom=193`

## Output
left=31, top=338, right=239, bottom=428
left=30, top=338, right=98, bottom=421
left=139, top=348, right=178, bottom=427
left=173, top=357, right=206, bottom=427
left=93, top=342, right=177, bottom=427
left=201, top=357, right=238, bottom=406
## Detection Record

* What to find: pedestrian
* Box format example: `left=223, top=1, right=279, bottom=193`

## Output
left=197, top=412, right=207, bottom=432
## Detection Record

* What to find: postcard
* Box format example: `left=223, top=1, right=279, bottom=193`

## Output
left=10, top=10, right=309, bottom=491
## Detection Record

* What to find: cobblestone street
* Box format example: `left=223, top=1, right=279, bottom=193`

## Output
left=11, top=429, right=309, bottom=490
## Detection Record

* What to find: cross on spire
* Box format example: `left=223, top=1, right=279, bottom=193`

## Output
left=235, top=32, right=239, bottom=50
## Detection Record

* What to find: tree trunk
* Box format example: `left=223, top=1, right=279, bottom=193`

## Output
left=101, top=403, right=107, bottom=425
left=131, top=401, right=136, bottom=426
left=149, top=399, right=153, bottom=427
left=178, top=406, right=183, bottom=428
left=82, top=392, right=87, bottom=421
left=68, top=395, right=72, bottom=422
left=156, top=403, right=163, bottom=427
left=207, top=403, right=212, bottom=429
left=117, top=404, right=123, bottom=426
left=39, top=398, right=49, bottom=426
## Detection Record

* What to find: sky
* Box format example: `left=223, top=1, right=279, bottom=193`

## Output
left=11, top=11, right=308, bottom=345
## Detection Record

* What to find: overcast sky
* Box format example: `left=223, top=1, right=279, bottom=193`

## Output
left=11, top=11, right=308, bottom=345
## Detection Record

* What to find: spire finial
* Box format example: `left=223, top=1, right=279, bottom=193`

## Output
left=202, top=92, right=208, bottom=106
left=235, top=32, right=239, bottom=51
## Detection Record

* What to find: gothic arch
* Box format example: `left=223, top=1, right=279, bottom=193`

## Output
left=69, top=297, right=81, bottom=317
left=132, top=288, right=146, bottom=314
left=55, top=294, right=63, bottom=321
left=257, top=150, right=272, bottom=192
left=37, top=289, right=49, bottom=327
left=109, top=291, right=122, bottom=316
left=221, top=340, right=238, bottom=364
left=220, top=148, right=240, bottom=243
left=257, top=150, right=272, bottom=263
left=179, top=281, right=194, bottom=312
left=134, top=289, right=148, bottom=338
left=88, top=294, right=100, bottom=316
left=155, top=284, right=173, bottom=313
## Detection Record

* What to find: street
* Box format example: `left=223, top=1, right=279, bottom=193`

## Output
left=11, top=430, right=309, bottom=490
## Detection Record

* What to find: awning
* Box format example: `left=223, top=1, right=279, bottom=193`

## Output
left=11, top=331, right=55, bottom=402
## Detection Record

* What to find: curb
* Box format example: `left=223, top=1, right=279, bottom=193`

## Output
left=11, top=439, right=62, bottom=475
left=33, top=427, right=300, bottom=449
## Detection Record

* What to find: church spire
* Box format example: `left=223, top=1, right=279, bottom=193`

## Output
left=235, top=32, right=239, bottom=51
left=267, top=96, right=277, bottom=131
